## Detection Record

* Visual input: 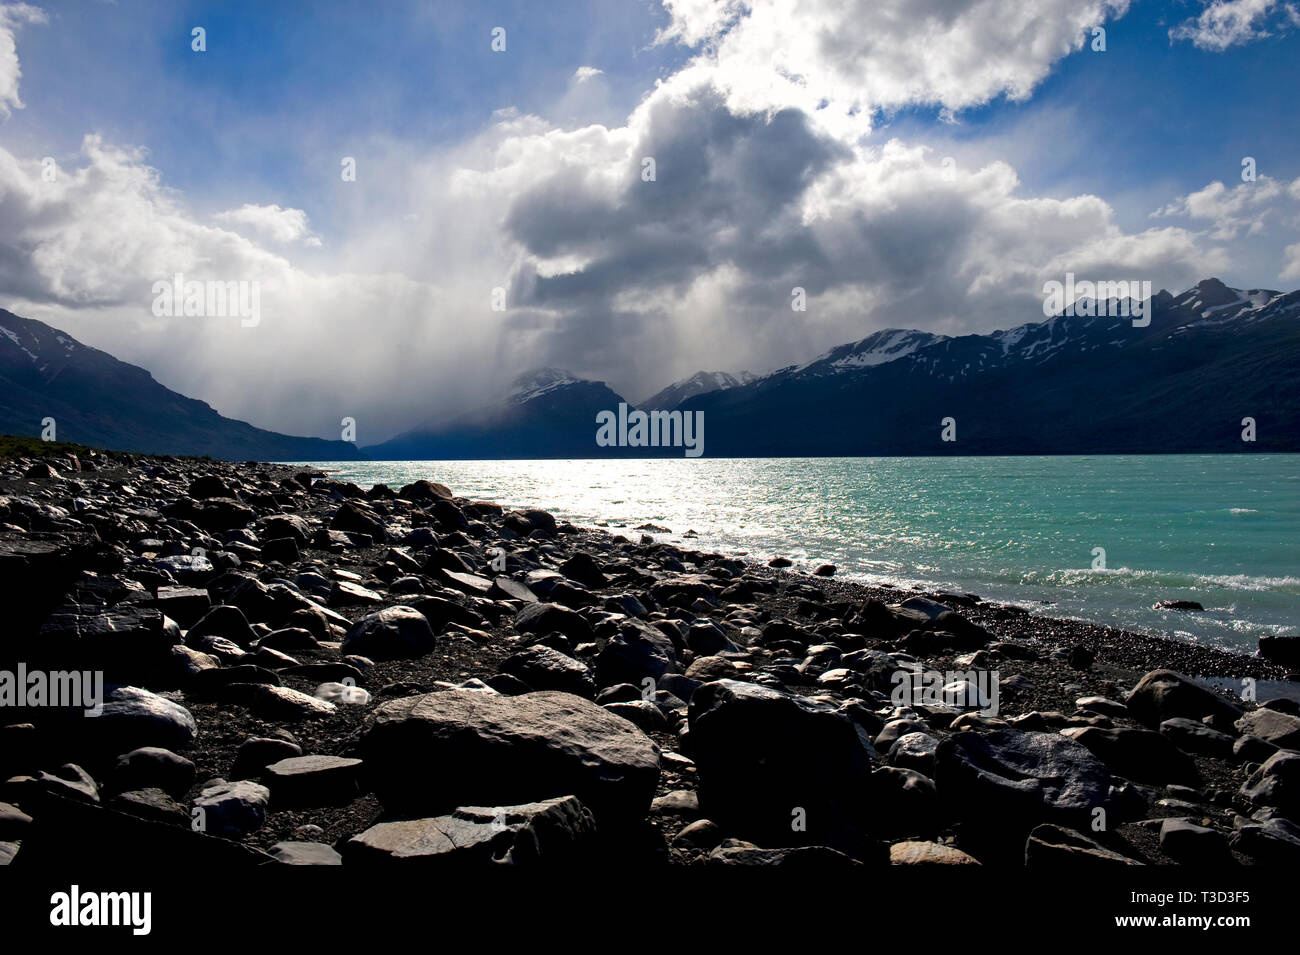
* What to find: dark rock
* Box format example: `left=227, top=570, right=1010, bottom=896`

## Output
left=263, top=755, right=362, bottom=807
left=1239, top=749, right=1300, bottom=818
left=192, top=779, right=269, bottom=838
left=341, top=606, right=437, bottom=661
left=359, top=690, right=660, bottom=827
left=1158, top=717, right=1236, bottom=758
left=500, top=645, right=596, bottom=698
left=933, top=729, right=1112, bottom=832
left=260, top=537, right=300, bottom=564
left=602, top=700, right=668, bottom=733
left=1230, top=815, right=1300, bottom=863
left=1060, top=726, right=1199, bottom=785
left=1259, top=634, right=1300, bottom=668
left=0, top=801, right=33, bottom=841
left=1125, top=669, right=1242, bottom=732
left=343, top=795, right=596, bottom=866
left=1155, top=600, right=1204, bottom=611
left=187, top=604, right=258, bottom=649
left=153, top=585, right=211, bottom=628
left=37, top=764, right=99, bottom=804
left=330, top=501, right=388, bottom=541
left=514, top=602, right=594, bottom=645
left=109, top=747, right=196, bottom=799
left=80, top=686, right=197, bottom=758
left=686, top=679, right=877, bottom=852
left=888, top=732, right=940, bottom=776
left=1159, top=818, right=1232, bottom=864
left=871, top=766, right=941, bottom=837
left=594, top=620, right=678, bottom=688
left=110, top=787, right=188, bottom=825
left=1024, top=824, right=1141, bottom=865
left=231, top=736, right=304, bottom=780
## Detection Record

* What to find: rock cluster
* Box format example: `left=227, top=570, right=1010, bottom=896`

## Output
left=0, top=448, right=1296, bottom=867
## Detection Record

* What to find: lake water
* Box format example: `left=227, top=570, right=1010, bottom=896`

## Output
left=289, top=455, right=1298, bottom=655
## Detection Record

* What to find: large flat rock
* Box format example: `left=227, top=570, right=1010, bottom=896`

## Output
left=359, top=690, right=660, bottom=826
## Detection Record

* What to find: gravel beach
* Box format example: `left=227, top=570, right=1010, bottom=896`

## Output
left=2, top=448, right=1298, bottom=868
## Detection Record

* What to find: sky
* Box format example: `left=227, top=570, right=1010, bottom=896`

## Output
left=0, top=0, right=1298, bottom=443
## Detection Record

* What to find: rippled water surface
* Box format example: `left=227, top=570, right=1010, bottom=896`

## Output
left=287, top=455, right=1299, bottom=653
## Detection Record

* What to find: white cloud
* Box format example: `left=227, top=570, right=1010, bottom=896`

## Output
left=0, top=134, right=508, bottom=440
left=1169, top=0, right=1296, bottom=50
left=1282, top=241, right=1300, bottom=280
left=573, top=66, right=604, bottom=82
left=0, top=0, right=1282, bottom=440
left=658, top=0, right=1131, bottom=136
left=1153, top=176, right=1285, bottom=239
left=214, top=203, right=320, bottom=246
left=0, top=2, right=45, bottom=118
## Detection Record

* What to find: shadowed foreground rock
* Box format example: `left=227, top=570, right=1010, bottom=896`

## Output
left=933, top=729, right=1112, bottom=834
left=686, top=678, right=878, bottom=854
left=358, top=689, right=660, bottom=826
left=343, top=795, right=597, bottom=866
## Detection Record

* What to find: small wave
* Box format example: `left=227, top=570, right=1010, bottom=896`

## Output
left=1229, top=508, right=1258, bottom=514
left=1026, top=566, right=1300, bottom=594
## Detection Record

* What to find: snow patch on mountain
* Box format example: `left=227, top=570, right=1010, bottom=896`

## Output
left=509, top=368, right=582, bottom=403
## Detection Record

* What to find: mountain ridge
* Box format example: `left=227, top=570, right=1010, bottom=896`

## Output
left=364, top=277, right=1300, bottom=458
left=0, top=308, right=365, bottom=461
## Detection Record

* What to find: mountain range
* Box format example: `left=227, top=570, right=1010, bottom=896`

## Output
left=2, top=277, right=1296, bottom=460
left=0, top=309, right=363, bottom=461
left=365, top=278, right=1300, bottom=458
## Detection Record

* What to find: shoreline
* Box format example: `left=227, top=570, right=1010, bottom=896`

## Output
left=1, top=449, right=1297, bottom=867
left=312, top=457, right=1298, bottom=658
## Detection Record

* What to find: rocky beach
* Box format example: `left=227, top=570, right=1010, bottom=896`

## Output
left=2, top=444, right=1298, bottom=869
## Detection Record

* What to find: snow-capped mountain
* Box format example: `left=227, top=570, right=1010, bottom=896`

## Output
left=677, top=277, right=1299, bottom=454
left=371, top=278, right=1298, bottom=458
left=0, top=308, right=364, bottom=460
left=509, top=367, right=582, bottom=403
left=783, top=329, right=947, bottom=379
left=639, top=370, right=757, bottom=411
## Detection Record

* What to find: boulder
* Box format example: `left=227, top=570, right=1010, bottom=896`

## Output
left=1059, top=726, right=1199, bottom=785
left=109, top=747, right=196, bottom=800
left=1235, top=707, right=1300, bottom=750
left=1158, top=717, right=1236, bottom=758
left=343, top=795, right=597, bottom=866
left=514, top=602, right=593, bottom=645
left=1124, top=669, right=1242, bottom=732
left=1159, top=819, right=1232, bottom=864
left=1239, top=749, right=1300, bottom=818
left=686, top=679, right=878, bottom=851
left=594, top=620, right=678, bottom=688
left=933, top=729, right=1112, bottom=832
left=500, top=645, right=596, bottom=699
left=341, top=606, right=437, bottom=661
left=80, top=686, right=198, bottom=757
left=192, top=779, right=270, bottom=838
left=1259, top=634, right=1300, bottom=668
left=358, top=690, right=660, bottom=827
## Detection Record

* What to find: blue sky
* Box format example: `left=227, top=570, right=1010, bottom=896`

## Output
left=1, top=0, right=1298, bottom=440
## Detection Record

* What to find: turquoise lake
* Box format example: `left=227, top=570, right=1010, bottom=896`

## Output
left=292, top=455, right=1299, bottom=655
